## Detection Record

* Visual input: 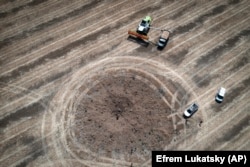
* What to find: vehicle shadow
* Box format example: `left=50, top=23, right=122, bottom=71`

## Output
left=183, top=114, right=189, bottom=119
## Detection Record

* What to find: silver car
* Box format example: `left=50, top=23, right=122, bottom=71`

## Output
left=184, top=103, right=199, bottom=118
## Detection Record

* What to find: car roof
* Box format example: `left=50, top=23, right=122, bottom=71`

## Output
left=189, top=103, right=198, bottom=110
left=219, top=87, right=226, bottom=95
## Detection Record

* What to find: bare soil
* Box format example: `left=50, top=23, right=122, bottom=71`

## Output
left=0, top=0, right=249, bottom=166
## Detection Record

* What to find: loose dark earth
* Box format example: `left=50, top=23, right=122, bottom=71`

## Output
left=0, top=0, right=249, bottom=167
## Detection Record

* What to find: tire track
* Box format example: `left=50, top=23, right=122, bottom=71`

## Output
left=229, top=56, right=249, bottom=72
left=0, top=0, right=48, bottom=19
left=0, top=0, right=199, bottom=77
left=124, top=0, right=245, bottom=65
left=0, top=0, right=163, bottom=76
left=180, top=8, right=250, bottom=70
left=0, top=101, right=44, bottom=128
left=201, top=63, right=250, bottom=111
left=195, top=29, right=250, bottom=68
left=8, top=0, right=211, bottom=85
left=0, top=134, right=45, bottom=167
left=199, top=100, right=249, bottom=150
left=212, top=76, right=250, bottom=112
left=0, top=0, right=104, bottom=49
left=0, top=46, right=182, bottom=166
left=51, top=0, right=249, bottom=157
left=0, top=90, right=58, bottom=166
left=189, top=46, right=250, bottom=101
left=0, top=114, right=56, bottom=163
left=236, top=133, right=250, bottom=150
left=35, top=43, right=203, bottom=126
left=185, top=71, right=250, bottom=149
left=0, top=67, right=71, bottom=106
left=5, top=140, right=50, bottom=167
left=187, top=99, right=249, bottom=150
left=0, top=0, right=30, bottom=10
left=219, top=128, right=250, bottom=150
left=0, top=0, right=55, bottom=19
left=0, top=0, right=232, bottom=133
left=0, top=0, right=141, bottom=88
left=0, top=77, right=63, bottom=117
left=171, top=4, right=227, bottom=36
left=163, top=1, right=248, bottom=65
left=191, top=43, right=250, bottom=89
left=169, top=1, right=198, bottom=20
left=171, top=10, right=249, bottom=68
left=143, top=0, right=223, bottom=47
left=0, top=0, right=187, bottom=99
left=0, top=0, right=207, bottom=73
left=44, top=56, right=197, bottom=165
left=0, top=0, right=83, bottom=31
left=0, top=123, right=56, bottom=166
left=0, top=0, right=103, bottom=58
left=215, top=114, right=250, bottom=150
left=177, top=16, right=250, bottom=84
left=159, top=67, right=250, bottom=152
left=192, top=66, right=250, bottom=121
left=0, top=0, right=153, bottom=60
left=99, top=10, right=248, bottom=120
left=1, top=0, right=250, bottom=165
left=0, top=0, right=130, bottom=62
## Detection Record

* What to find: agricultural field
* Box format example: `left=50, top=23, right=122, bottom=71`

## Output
left=0, top=0, right=249, bottom=166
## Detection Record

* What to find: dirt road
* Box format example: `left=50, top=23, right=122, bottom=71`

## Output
left=0, top=0, right=249, bottom=166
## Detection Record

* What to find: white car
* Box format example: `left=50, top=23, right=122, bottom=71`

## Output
left=183, top=103, right=199, bottom=118
left=215, top=87, right=226, bottom=103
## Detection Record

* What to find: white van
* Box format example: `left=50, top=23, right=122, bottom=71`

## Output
left=215, top=87, right=226, bottom=103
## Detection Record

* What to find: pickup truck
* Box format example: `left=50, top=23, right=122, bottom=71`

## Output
left=157, top=30, right=170, bottom=50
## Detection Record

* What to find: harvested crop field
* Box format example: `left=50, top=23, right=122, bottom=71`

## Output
left=0, top=0, right=249, bottom=166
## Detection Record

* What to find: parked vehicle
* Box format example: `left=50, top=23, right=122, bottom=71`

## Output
left=157, top=30, right=170, bottom=50
left=127, top=16, right=171, bottom=48
left=183, top=103, right=199, bottom=118
left=215, top=87, right=226, bottom=103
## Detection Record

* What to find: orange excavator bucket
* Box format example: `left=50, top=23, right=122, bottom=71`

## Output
left=128, top=30, right=149, bottom=40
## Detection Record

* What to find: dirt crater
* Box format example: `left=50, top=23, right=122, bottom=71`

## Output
left=70, top=70, right=188, bottom=162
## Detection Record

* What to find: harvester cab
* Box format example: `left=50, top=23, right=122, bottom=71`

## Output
left=136, top=16, right=152, bottom=35
left=128, top=16, right=152, bottom=41
left=127, top=16, right=170, bottom=48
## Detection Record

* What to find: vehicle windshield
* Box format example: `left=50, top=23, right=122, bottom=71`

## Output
left=217, top=94, right=224, bottom=99
left=140, top=20, right=146, bottom=26
left=187, top=109, right=192, bottom=114
left=158, top=41, right=164, bottom=44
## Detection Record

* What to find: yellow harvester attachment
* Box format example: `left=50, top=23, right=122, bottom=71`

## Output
left=128, top=30, right=149, bottom=40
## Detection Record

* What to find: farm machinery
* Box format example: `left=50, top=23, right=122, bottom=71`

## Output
left=128, top=16, right=171, bottom=49
left=128, top=16, right=152, bottom=40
